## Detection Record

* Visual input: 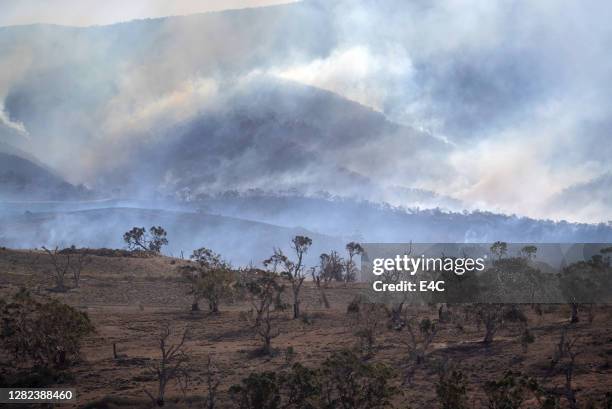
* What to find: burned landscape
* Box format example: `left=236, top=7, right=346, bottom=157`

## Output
left=1, top=1, right=612, bottom=408
left=1, top=237, right=611, bottom=408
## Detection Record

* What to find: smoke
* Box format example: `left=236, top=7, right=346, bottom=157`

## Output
left=0, top=0, right=611, bottom=222
left=0, top=48, right=31, bottom=137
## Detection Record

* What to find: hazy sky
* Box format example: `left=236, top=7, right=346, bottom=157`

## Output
left=0, top=0, right=296, bottom=27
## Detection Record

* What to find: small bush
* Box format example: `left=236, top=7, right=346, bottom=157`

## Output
left=301, top=312, right=314, bottom=325
left=436, top=369, right=469, bottom=409
left=229, top=372, right=281, bottom=409
left=484, top=371, right=540, bottom=409
left=320, top=350, right=396, bottom=409
left=520, top=328, right=536, bottom=353
left=503, top=305, right=528, bottom=324
left=347, top=294, right=368, bottom=314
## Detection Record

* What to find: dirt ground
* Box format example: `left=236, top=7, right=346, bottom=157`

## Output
left=0, top=248, right=611, bottom=408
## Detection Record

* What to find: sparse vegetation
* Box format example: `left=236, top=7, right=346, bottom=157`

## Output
left=0, top=246, right=611, bottom=407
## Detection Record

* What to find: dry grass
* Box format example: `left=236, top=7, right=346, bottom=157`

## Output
left=0, top=248, right=611, bottom=408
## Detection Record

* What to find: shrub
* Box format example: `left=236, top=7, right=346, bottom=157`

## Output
left=281, top=363, right=320, bottom=409
left=404, top=317, right=439, bottom=365
left=436, top=369, right=469, bottom=409
left=520, top=328, right=535, bottom=353
left=484, top=371, right=540, bottom=409
left=352, top=303, right=386, bottom=358
left=230, top=372, right=281, bottom=409
left=347, top=294, right=368, bottom=315
left=319, top=350, right=396, bottom=409
left=0, top=290, right=94, bottom=370
left=503, top=305, right=528, bottom=324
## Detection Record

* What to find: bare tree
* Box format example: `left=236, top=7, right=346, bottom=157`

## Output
left=144, top=325, right=190, bottom=407
left=70, top=248, right=90, bottom=288
left=42, top=246, right=70, bottom=291
left=264, top=236, right=312, bottom=319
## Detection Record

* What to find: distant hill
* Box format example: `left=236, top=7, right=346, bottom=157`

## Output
left=0, top=149, right=90, bottom=200
left=97, top=79, right=452, bottom=208
left=191, top=192, right=612, bottom=243
left=0, top=5, right=455, bottom=209
left=547, top=173, right=612, bottom=223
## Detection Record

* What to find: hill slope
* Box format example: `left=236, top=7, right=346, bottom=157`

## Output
left=0, top=150, right=88, bottom=200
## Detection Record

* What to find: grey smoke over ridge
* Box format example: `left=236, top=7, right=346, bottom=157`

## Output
left=0, top=0, right=610, bottom=222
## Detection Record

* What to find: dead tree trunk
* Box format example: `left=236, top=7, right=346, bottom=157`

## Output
left=569, top=303, right=579, bottom=323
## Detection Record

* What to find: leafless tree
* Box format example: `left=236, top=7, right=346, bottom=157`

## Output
left=70, top=249, right=90, bottom=288
left=42, top=246, right=70, bottom=291
left=144, top=325, right=190, bottom=407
